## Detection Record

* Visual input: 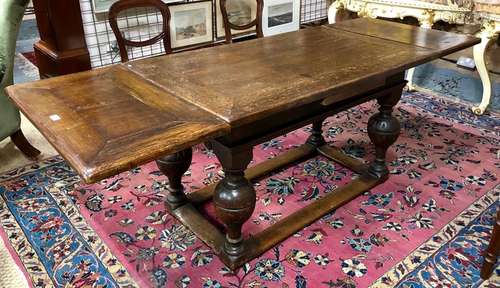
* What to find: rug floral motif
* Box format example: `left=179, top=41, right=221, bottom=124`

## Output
left=0, top=91, right=498, bottom=288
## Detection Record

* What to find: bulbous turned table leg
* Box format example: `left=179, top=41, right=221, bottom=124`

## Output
left=156, top=148, right=193, bottom=209
left=211, top=141, right=256, bottom=258
left=368, top=92, right=401, bottom=179
left=481, top=208, right=500, bottom=279
left=306, top=120, right=326, bottom=147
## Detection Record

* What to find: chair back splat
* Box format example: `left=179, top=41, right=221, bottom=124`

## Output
left=220, top=0, right=263, bottom=43
left=109, top=0, right=171, bottom=62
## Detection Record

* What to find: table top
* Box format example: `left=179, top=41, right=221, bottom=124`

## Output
left=126, top=18, right=477, bottom=126
left=6, top=18, right=480, bottom=183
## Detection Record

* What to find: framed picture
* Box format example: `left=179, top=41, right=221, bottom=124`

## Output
left=262, top=0, right=300, bottom=36
left=215, top=0, right=257, bottom=39
left=169, top=1, right=213, bottom=48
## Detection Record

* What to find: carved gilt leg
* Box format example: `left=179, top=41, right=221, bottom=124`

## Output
left=472, top=21, right=499, bottom=115
left=481, top=208, right=500, bottom=279
left=156, top=148, right=193, bottom=209
left=367, top=91, right=402, bottom=179
left=406, top=68, right=417, bottom=92
left=211, top=141, right=256, bottom=258
left=407, top=16, right=434, bottom=91
left=327, top=0, right=346, bottom=24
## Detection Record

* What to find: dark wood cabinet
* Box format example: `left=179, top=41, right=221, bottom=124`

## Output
left=33, top=0, right=91, bottom=78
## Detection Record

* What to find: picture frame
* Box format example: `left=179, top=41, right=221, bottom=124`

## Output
left=169, top=1, right=214, bottom=49
left=262, top=0, right=300, bottom=36
left=215, top=0, right=258, bottom=39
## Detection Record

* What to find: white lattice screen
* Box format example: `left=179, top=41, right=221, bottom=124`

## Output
left=80, top=0, right=328, bottom=68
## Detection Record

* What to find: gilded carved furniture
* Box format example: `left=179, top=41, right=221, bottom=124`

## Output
left=328, top=0, right=499, bottom=115
left=328, top=0, right=473, bottom=91
left=471, top=12, right=500, bottom=115
left=0, top=0, right=40, bottom=159
left=329, top=0, right=473, bottom=27
left=108, top=0, right=172, bottom=62
left=6, top=18, right=479, bottom=269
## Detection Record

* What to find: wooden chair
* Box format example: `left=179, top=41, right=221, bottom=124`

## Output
left=220, top=0, right=264, bottom=43
left=481, top=208, right=499, bottom=279
left=109, top=0, right=214, bottom=161
left=108, top=0, right=172, bottom=62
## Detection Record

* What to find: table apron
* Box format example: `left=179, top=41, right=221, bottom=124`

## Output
left=215, top=79, right=407, bottom=148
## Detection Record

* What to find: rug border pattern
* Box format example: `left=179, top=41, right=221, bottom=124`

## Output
left=370, top=184, right=500, bottom=287
left=0, top=159, right=139, bottom=288
left=47, top=181, right=140, bottom=288
left=0, top=195, right=54, bottom=287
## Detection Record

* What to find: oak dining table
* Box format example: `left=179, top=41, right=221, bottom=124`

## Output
left=6, top=18, right=480, bottom=270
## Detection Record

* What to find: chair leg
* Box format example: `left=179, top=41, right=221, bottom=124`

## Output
left=481, top=208, right=500, bottom=279
left=10, top=129, right=41, bottom=159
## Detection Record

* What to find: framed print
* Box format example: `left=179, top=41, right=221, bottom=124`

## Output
left=169, top=1, right=213, bottom=48
left=262, top=0, right=300, bottom=36
left=216, top=0, right=257, bottom=39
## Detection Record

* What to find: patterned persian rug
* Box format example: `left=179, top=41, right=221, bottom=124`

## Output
left=0, top=91, right=499, bottom=288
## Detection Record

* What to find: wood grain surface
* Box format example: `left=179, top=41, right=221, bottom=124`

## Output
left=7, top=66, right=228, bottom=182
left=126, top=18, right=479, bottom=126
